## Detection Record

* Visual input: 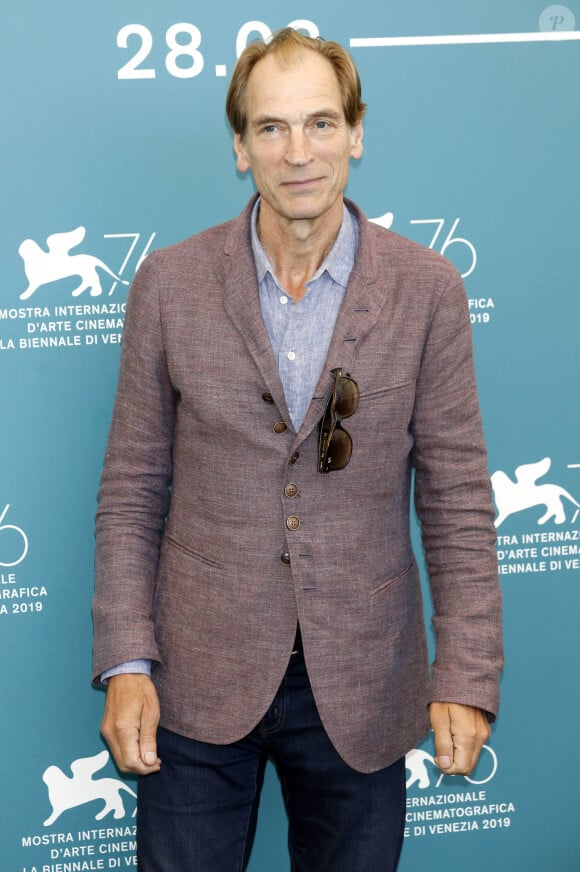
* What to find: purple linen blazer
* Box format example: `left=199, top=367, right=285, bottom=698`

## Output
left=93, top=196, right=503, bottom=773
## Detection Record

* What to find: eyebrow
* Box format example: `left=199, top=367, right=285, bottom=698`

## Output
left=251, top=108, right=343, bottom=130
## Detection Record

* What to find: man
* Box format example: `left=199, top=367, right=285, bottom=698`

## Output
left=93, top=27, right=503, bottom=872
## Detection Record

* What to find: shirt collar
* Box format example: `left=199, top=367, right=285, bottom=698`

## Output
left=250, top=197, right=358, bottom=290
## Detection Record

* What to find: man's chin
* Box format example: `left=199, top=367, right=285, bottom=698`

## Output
left=258, top=189, right=344, bottom=226
left=275, top=198, right=341, bottom=224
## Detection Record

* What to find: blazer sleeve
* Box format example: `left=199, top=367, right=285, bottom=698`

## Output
left=411, top=267, right=503, bottom=717
left=92, top=251, right=175, bottom=682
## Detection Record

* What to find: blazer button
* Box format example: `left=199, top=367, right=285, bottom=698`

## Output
left=289, top=452, right=300, bottom=464
left=286, top=515, right=300, bottom=531
left=284, top=483, right=298, bottom=498
left=280, top=551, right=291, bottom=565
left=262, top=392, right=274, bottom=403
left=273, top=421, right=287, bottom=434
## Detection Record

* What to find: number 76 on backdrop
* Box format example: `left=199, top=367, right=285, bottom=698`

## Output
left=371, top=214, right=477, bottom=279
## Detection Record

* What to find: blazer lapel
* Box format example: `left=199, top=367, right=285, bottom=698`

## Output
left=294, top=202, right=387, bottom=447
left=222, top=200, right=292, bottom=427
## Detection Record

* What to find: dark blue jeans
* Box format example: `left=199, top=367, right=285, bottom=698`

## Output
left=137, top=652, right=405, bottom=871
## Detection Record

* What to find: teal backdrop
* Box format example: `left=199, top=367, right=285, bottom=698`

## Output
left=2, top=2, right=579, bottom=870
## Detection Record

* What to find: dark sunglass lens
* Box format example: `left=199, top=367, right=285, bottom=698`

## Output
left=334, top=378, right=359, bottom=418
left=324, top=427, right=352, bottom=471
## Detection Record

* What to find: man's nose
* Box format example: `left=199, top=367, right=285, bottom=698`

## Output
left=285, top=128, right=311, bottom=165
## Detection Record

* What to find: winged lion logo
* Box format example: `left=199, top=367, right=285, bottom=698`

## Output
left=42, top=750, right=136, bottom=826
left=491, top=457, right=580, bottom=528
left=19, top=227, right=128, bottom=300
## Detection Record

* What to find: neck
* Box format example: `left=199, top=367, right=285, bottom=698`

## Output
left=257, top=199, right=343, bottom=302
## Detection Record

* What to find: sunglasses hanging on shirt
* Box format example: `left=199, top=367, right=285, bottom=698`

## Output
left=317, top=368, right=360, bottom=474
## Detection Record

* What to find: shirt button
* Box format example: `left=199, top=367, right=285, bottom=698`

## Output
left=279, top=295, right=288, bottom=305
left=280, top=551, right=291, bottom=565
left=287, top=351, right=296, bottom=361
left=286, top=516, right=301, bottom=531
left=289, top=452, right=300, bottom=465
left=285, top=483, right=298, bottom=498
left=262, top=392, right=274, bottom=403
left=273, top=421, right=287, bottom=434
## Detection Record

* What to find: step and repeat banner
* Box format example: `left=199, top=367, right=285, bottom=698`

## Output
left=2, top=1, right=579, bottom=870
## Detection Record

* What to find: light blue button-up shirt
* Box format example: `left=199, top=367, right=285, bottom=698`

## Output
left=252, top=198, right=359, bottom=429
left=102, top=199, right=360, bottom=681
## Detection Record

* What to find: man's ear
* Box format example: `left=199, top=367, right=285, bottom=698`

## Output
left=234, top=133, right=250, bottom=173
left=350, top=122, right=364, bottom=160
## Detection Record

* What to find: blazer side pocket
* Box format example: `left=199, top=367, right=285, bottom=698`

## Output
left=163, top=533, right=224, bottom=569
left=369, top=560, right=414, bottom=598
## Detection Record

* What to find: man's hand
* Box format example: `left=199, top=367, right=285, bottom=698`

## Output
left=429, top=701, right=490, bottom=776
left=101, top=673, right=161, bottom=775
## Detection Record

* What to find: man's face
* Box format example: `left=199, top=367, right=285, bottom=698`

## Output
left=234, top=51, right=363, bottom=226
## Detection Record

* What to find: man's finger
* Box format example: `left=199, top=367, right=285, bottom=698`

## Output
left=430, top=702, right=455, bottom=771
left=139, top=697, right=161, bottom=768
left=430, top=702, right=490, bottom=776
left=114, top=723, right=145, bottom=772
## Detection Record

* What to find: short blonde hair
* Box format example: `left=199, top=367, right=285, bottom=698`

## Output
left=226, top=27, right=367, bottom=138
